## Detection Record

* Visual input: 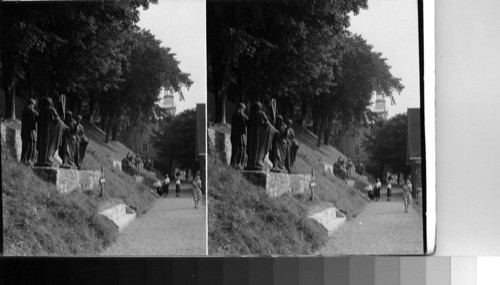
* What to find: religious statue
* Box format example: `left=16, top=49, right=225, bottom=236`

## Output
left=35, top=97, right=67, bottom=167
left=21, top=99, right=39, bottom=166
left=270, top=116, right=290, bottom=173
left=230, top=102, right=248, bottom=169
left=286, top=119, right=299, bottom=168
left=245, top=101, right=276, bottom=171
left=59, top=111, right=79, bottom=168
left=75, top=115, right=89, bottom=169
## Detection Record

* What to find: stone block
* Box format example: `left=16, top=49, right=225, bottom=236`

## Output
left=322, top=162, right=333, bottom=174
left=111, top=159, right=122, bottom=171
left=33, top=167, right=101, bottom=194
left=99, top=203, right=136, bottom=233
left=1, top=124, right=22, bottom=161
left=208, top=128, right=231, bottom=165
left=308, top=207, right=346, bottom=236
left=134, top=175, right=144, bottom=183
left=242, top=171, right=311, bottom=198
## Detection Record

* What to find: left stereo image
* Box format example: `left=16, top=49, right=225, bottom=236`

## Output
left=1, top=0, right=207, bottom=256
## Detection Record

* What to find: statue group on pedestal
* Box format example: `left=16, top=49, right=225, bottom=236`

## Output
left=20, top=97, right=88, bottom=169
left=230, top=101, right=299, bottom=173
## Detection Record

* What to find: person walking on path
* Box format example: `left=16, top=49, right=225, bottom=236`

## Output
left=175, top=173, right=181, bottom=197
left=403, top=178, right=413, bottom=213
left=386, top=176, right=392, bottom=201
left=163, top=175, right=170, bottom=197
left=192, top=171, right=203, bottom=209
left=374, top=178, right=382, bottom=201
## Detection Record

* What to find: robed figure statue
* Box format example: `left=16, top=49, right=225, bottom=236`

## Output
left=21, top=99, right=39, bottom=165
left=230, top=103, right=248, bottom=169
left=35, top=97, right=67, bottom=167
left=270, top=116, right=290, bottom=173
left=59, top=111, right=79, bottom=168
left=245, top=102, right=276, bottom=171
left=75, top=115, right=89, bottom=169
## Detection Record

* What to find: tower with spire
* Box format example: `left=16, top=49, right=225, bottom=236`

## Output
left=373, top=93, right=388, bottom=121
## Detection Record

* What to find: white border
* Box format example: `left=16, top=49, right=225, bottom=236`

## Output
left=424, top=0, right=436, bottom=254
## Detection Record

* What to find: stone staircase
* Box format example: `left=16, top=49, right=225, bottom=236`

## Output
left=308, top=207, right=346, bottom=236
left=99, top=203, right=136, bottom=233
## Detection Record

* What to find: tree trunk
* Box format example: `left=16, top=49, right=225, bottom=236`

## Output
left=105, top=113, right=113, bottom=143
left=221, top=90, right=227, bottom=124
left=301, top=94, right=309, bottom=127
left=87, top=92, right=95, bottom=122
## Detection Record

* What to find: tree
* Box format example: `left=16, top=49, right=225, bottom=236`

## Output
left=362, top=113, right=410, bottom=180
left=0, top=1, right=157, bottom=120
left=323, top=33, right=404, bottom=147
left=207, top=0, right=368, bottom=124
left=150, top=109, right=198, bottom=176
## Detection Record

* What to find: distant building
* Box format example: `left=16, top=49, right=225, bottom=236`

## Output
left=407, top=108, right=422, bottom=197
left=339, top=93, right=388, bottom=164
left=124, top=122, right=159, bottom=160
left=121, top=87, right=177, bottom=160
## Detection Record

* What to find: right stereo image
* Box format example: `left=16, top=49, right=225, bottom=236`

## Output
left=206, top=0, right=429, bottom=255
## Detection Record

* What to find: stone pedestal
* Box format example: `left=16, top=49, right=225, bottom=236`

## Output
left=1, top=124, right=22, bottom=161
left=33, top=167, right=101, bottom=193
left=242, top=170, right=311, bottom=198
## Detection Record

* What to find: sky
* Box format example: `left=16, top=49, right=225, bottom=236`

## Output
left=348, top=0, right=421, bottom=117
left=138, top=0, right=206, bottom=114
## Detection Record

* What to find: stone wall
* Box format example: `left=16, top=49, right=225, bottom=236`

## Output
left=33, top=167, right=102, bottom=194
left=1, top=124, right=22, bottom=161
left=242, top=171, right=312, bottom=198
left=207, top=128, right=232, bottom=165
left=308, top=207, right=346, bottom=236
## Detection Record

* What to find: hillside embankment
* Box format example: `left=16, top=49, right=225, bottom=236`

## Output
left=208, top=123, right=368, bottom=255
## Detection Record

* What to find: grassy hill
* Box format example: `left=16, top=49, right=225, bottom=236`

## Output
left=208, top=123, right=367, bottom=255
left=2, top=115, right=158, bottom=255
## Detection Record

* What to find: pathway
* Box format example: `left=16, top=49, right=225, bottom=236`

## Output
left=102, top=182, right=206, bottom=256
left=318, top=186, right=423, bottom=255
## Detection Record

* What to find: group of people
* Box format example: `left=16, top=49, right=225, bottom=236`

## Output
left=364, top=176, right=413, bottom=213
left=153, top=171, right=203, bottom=209
left=230, top=101, right=299, bottom=173
left=21, top=97, right=88, bottom=169
left=122, top=153, right=142, bottom=176
left=333, top=156, right=353, bottom=180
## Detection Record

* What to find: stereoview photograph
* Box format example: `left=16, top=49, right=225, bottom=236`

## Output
left=207, top=0, right=426, bottom=255
left=1, top=0, right=207, bottom=256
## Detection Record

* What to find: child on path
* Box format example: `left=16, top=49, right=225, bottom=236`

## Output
left=153, top=180, right=162, bottom=197
left=365, top=184, right=374, bottom=200
left=374, top=178, right=382, bottom=201
left=175, top=173, right=181, bottom=197
left=403, top=178, right=413, bottom=213
left=163, top=175, right=170, bottom=197
left=386, top=176, right=392, bottom=201
left=192, top=171, right=203, bottom=209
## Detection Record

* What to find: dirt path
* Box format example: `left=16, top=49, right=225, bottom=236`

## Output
left=102, top=182, right=206, bottom=256
left=318, top=186, right=423, bottom=255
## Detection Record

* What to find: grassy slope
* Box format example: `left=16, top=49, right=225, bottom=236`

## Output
left=2, top=119, right=157, bottom=256
left=208, top=156, right=327, bottom=255
left=208, top=123, right=368, bottom=255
